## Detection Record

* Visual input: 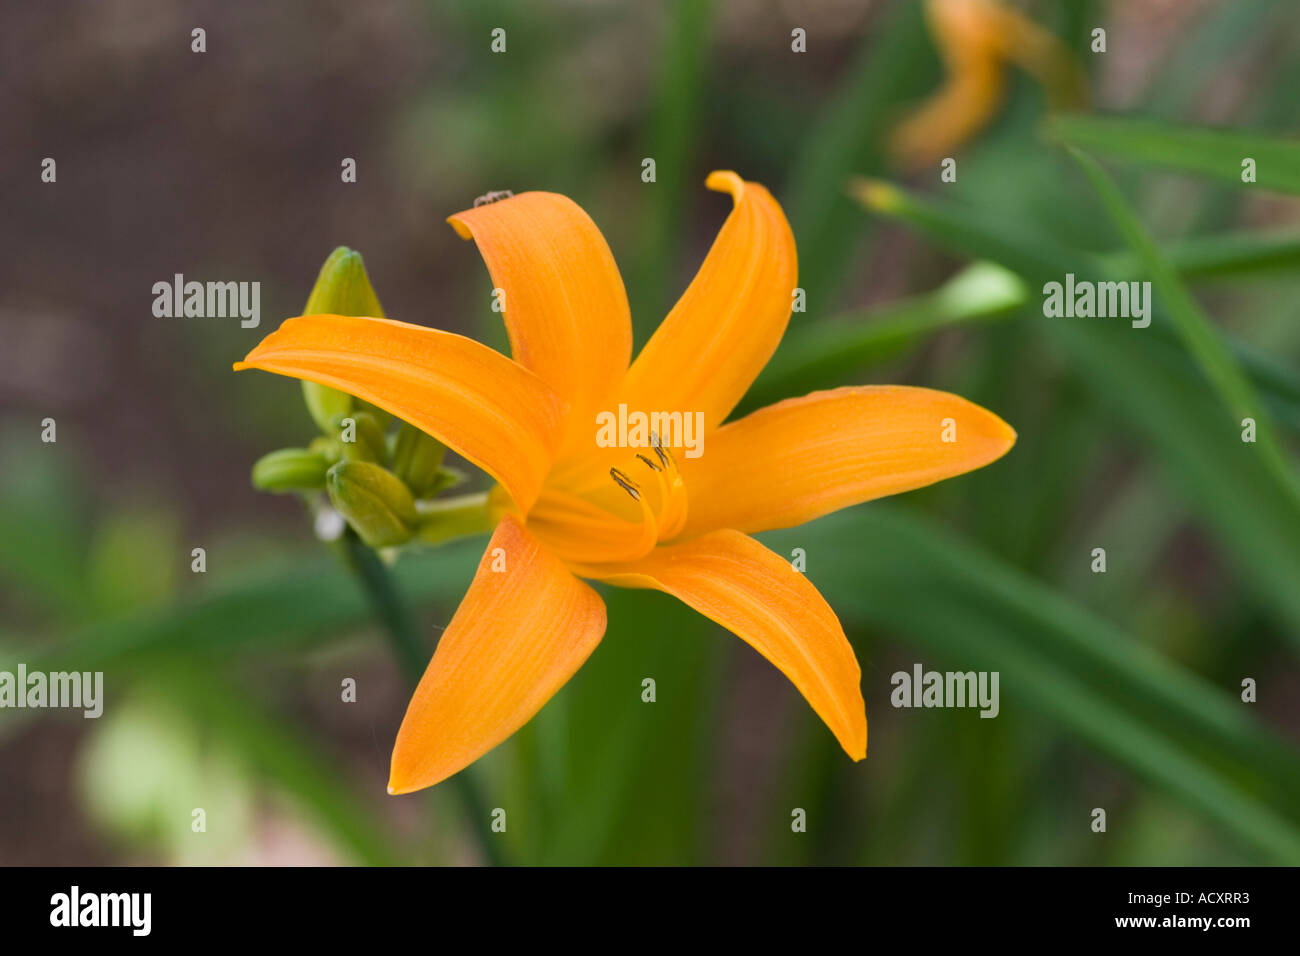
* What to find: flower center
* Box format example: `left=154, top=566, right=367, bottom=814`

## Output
left=526, top=432, right=689, bottom=567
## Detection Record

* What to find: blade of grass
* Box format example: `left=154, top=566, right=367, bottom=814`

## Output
left=1140, top=227, right=1300, bottom=280
left=845, top=179, right=1300, bottom=637
left=764, top=507, right=1300, bottom=863
left=787, top=0, right=936, bottom=305
left=1046, top=112, right=1300, bottom=195
left=29, top=538, right=484, bottom=672
left=745, top=262, right=1028, bottom=411
left=632, top=0, right=714, bottom=336
left=540, top=587, right=718, bottom=864
left=336, top=529, right=506, bottom=866
left=1052, top=314, right=1300, bottom=637
left=758, top=188, right=1300, bottom=417
left=1068, top=145, right=1300, bottom=507
left=847, top=178, right=1300, bottom=423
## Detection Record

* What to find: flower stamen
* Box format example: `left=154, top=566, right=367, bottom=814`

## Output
left=610, top=467, right=640, bottom=500
left=649, top=431, right=671, bottom=469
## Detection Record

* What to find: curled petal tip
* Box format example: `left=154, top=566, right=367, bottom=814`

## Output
left=704, top=169, right=745, bottom=201
left=445, top=215, right=474, bottom=239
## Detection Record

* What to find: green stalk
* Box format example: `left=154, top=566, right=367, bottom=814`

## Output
left=338, top=529, right=507, bottom=867
left=416, top=492, right=496, bottom=546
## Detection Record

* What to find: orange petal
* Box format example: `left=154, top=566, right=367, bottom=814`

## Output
left=964, top=0, right=1087, bottom=108
left=893, top=0, right=1083, bottom=166
left=388, top=515, right=606, bottom=794
left=616, top=172, right=797, bottom=433
left=448, top=192, right=633, bottom=446
left=926, top=0, right=1006, bottom=70
left=235, top=314, right=564, bottom=512
left=591, top=529, right=866, bottom=760
left=890, top=63, right=1006, bottom=167
left=676, top=386, right=1016, bottom=538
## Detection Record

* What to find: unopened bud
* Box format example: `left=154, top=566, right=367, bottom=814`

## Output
left=251, top=447, right=330, bottom=493
left=336, top=409, right=387, bottom=463
left=309, top=434, right=344, bottom=463
left=326, top=461, right=418, bottom=548
left=391, top=421, right=447, bottom=497
left=301, top=247, right=386, bottom=433
left=303, top=383, right=352, bottom=436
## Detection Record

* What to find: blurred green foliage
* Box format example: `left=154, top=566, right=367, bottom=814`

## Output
left=3, top=0, right=1300, bottom=865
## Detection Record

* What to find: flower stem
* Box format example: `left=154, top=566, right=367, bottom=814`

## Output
left=339, top=528, right=507, bottom=866
left=415, top=491, right=495, bottom=545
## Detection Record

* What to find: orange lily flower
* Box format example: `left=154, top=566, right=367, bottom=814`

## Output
left=235, top=171, right=1016, bottom=794
left=892, top=0, right=1087, bottom=167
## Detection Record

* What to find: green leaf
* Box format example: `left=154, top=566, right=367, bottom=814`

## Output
left=747, top=262, right=1027, bottom=411
left=517, top=587, right=718, bottom=864
left=764, top=507, right=1300, bottom=863
left=1067, top=145, right=1300, bottom=507
left=755, top=215, right=1300, bottom=414
left=849, top=178, right=1300, bottom=423
left=1046, top=113, right=1300, bottom=195
left=1051, top=316, right=1300, bottom=637
left=786, top=0, right=936, bottom=305
left=31, top=538, right=484, bottom=672
left=1141, top=227, right=1300, bottom=280
left=846, top=180, right=1300, bottom=638
left=632, top=0, right=714, bottom=334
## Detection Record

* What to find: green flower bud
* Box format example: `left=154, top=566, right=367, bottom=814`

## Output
left=302, top=382, right=352, bottom=436
left=309, top=434, right=344, bottom=463
left=335, top=409, right=388, bottom=463
left=301, top=247, right=386, bottom=434
left=356, top=399, right=393, bottom=432
left=304, top=247, right=386, bottom=317
left=251, top=448, right=330, bottom=493
left=427, top=466, right=466, bottom=496
left=391, top=421, right=447, bottom=497
left=326, top=461, right=418, bottom=548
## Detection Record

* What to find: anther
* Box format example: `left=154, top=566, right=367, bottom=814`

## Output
left=636, top=453, right=662, bottom=472
left=649, top=433, right=670, bottom=469
left=610, top=467, right=641, bottom=500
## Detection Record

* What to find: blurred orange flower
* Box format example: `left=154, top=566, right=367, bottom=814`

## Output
left=236, top=172, right=1016, bottom=794
left=893, top=0, right=1087, bottom=166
